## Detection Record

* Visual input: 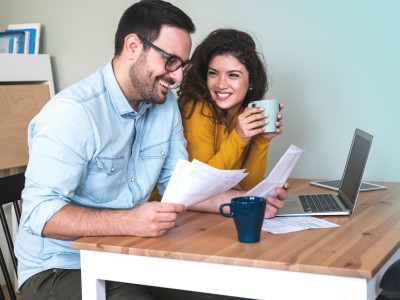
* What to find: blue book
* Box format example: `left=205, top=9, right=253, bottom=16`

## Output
left=0, top=37, right=12, bottom=53
left=6, top=28, right=36, bottom=54
left=8, top=23, right=41, bottom=54
left=0, top=31, right=25, bottom=53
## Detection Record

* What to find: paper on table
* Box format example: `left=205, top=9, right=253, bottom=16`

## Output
left=262, top=216, right=340, bottom=234
left=246, top=144, right=304, bottom=198
left=161, top=159, right=247, bottom=207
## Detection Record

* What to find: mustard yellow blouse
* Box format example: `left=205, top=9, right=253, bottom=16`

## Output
left=182, top=101, right=270, bottom=190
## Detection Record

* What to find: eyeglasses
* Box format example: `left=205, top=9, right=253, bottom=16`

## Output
left=138, top=35, right=190, bottom=72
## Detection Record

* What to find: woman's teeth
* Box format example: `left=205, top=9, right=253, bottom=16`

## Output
left=217, top=92, right=229, bottom=98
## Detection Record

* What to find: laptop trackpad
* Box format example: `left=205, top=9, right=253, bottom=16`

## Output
left=285, top=200, right=298, bottom=207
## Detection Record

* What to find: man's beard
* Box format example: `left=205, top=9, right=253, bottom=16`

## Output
left=129, top=53, right=170, bottom=105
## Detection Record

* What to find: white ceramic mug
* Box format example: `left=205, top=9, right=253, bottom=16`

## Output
left=247, top=99, right=279, bottom=133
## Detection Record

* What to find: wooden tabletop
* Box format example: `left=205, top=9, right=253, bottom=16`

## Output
left=72, top=179, right=400, bottom=279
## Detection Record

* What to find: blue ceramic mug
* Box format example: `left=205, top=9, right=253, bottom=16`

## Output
left=220, top=196, right=266, bottom=243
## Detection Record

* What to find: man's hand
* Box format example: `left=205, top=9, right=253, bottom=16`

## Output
left=129, top=202, right=186, bottom=237
left=42, top=201, right=186, bottom=240
left=265, top=181, right=290, bottom=219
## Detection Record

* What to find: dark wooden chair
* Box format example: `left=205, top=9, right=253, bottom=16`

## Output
left=0, top=172, right=24, bottom=300
left=377, top=259, right=400, bottom=300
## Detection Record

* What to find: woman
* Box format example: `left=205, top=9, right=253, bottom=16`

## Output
left=178, top=28, right=283, bottom=190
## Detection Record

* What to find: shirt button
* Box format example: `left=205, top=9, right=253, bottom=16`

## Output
left=111, top=167, right=115, bottom=172
left=131, top=178, right=135, bottom=182
left=160, top=151, right=165, bottom=156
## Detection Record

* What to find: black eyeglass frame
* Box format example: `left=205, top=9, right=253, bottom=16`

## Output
left=138, top=35, right=190, bottom=72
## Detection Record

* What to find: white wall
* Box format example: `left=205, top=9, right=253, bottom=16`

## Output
left=1, top=0, right=399, bottom=182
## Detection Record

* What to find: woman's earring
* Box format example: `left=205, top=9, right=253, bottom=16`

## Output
left=249, top=87, right=253, bottom=91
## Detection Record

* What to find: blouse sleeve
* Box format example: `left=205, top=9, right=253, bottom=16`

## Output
left=239, top=134, right=271, bottom=190
left=182, top=104, right=249, bottom=170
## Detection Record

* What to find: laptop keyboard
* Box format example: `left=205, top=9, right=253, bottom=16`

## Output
left=299, top=194, right=342, bottom=212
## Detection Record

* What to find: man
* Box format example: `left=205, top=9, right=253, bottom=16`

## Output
left=15, top=1, right=287, bottom=299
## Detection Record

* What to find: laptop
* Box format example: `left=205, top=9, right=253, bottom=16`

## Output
left=277, top=128, right=373, bottom=216
left=309, top=179, right=386, bottom=192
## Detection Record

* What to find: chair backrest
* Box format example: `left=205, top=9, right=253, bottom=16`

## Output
left=0, top=172, right=24, bottom=300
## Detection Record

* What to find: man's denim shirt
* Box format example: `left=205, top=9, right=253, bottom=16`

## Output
left=14, top=61, right=188, bottom=288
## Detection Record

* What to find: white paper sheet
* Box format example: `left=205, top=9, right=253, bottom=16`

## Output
left=161, top=159, right=247, bottom=207
left=262, top=216, right=340, bottom=234
left=246, top=144, right=304, bottom=198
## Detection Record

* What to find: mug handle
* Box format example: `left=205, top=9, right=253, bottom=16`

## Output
left=219, top=203, right=233, bottom=218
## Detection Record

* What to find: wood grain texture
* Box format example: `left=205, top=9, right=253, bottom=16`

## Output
left=0, top=84, right=50, bottom=169
left=72, top=179, right=400, bottom=279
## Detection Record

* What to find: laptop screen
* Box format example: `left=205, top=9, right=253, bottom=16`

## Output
left=340, top=129, right=373, bottom=208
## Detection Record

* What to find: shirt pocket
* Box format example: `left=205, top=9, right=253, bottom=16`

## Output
left=79, top=156, right=125, bottom=204
left=140, top=142, right=168, bottom=186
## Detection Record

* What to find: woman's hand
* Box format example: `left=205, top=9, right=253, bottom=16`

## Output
left=264, top=181, right=290, bottom=219
left=236, top=103, right=285, bottom=141
left=235, top=107, right=267, bottom=141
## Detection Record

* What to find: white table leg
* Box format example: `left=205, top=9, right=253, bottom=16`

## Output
left=80, top=250, right=106, bottom=300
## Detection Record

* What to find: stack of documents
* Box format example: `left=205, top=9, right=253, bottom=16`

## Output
left=161, top=159, right=247, bottom=207
left=262, top=216, right=339, bottom=234
left=246, top=144, right=304, bottom=198
left=162, top=144, right=304, bottom=207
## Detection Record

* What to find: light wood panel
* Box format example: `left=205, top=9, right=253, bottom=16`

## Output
left=0, top=285, right=22, bottom=300
left=72, top=179, right=400, bottom=279
left=0, top=84, right=50, bottom=169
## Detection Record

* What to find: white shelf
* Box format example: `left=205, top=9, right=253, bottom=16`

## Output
left=0, top=53, right=55, bottom=96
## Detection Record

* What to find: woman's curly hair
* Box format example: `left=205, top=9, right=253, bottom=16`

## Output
left=178, top=28, right=268, bottom=124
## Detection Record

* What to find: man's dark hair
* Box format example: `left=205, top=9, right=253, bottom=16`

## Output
left=114, top=0, right=195, bottom=56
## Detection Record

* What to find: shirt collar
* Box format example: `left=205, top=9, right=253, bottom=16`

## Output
left=104, top=61, right=158, bottom=118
